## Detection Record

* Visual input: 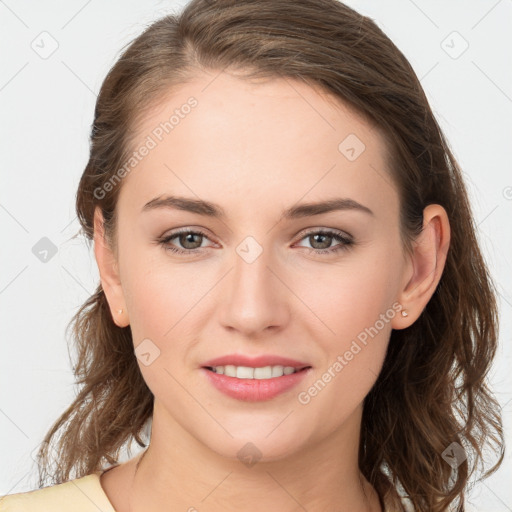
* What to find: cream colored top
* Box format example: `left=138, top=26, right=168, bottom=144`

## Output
left=0, top=471, right=116, bottom=512
left=0, top=471, right=401, bottom=511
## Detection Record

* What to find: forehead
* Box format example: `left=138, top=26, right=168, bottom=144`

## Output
left=118, top=71, right=398, bottom=222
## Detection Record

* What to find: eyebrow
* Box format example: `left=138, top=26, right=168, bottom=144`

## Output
left=142, top=195, right=374, bottom=219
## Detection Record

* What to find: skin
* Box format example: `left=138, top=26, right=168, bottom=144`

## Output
left=94, top=70, right=450, bottom=512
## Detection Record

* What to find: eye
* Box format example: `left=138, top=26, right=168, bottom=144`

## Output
left=157, top=228, right=213, bottom=257
left=294, top=229, right=354, bottom=255
left=156, top=227, right=354, bottom=257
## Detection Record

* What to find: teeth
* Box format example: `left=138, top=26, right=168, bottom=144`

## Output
left=210, top=365, right=299, bottom=379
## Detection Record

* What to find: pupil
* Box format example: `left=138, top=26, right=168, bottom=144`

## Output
left=181, top=233, right=201, bottom=249
left=312, top=233, right=331, bottom=249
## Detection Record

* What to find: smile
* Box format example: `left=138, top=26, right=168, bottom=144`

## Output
left=206, top=364, right=305, bottom=379
left=201, top=366, right=312, bottom=401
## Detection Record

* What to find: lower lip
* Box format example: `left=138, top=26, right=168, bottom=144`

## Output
left=201, top=367, right=311, bottom=401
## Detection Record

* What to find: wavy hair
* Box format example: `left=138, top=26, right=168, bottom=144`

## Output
left=36, top=1, right=504, bottom=510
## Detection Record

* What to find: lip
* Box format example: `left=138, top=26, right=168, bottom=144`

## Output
left=201, top=366, right=312, bottom=402
left=201, top=354, right=311, bottom=370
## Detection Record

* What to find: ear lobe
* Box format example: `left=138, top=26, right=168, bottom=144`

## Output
left=392, top=204, right=450, bottom=329
left=93, top=207, right=129, bottom=327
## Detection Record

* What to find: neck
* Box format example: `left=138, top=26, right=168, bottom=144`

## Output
left=128, top=402, right=382, bottom=512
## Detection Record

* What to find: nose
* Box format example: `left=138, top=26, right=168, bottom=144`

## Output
left=218, top=240, right=290, bottom=338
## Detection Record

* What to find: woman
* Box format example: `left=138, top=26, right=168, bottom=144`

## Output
left=0, top=0, right=504, bottom=511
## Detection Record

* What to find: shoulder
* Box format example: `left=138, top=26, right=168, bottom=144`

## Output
left=0, top=472, right=116, bottom=512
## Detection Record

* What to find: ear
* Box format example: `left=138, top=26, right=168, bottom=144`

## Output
left=93, top=206, right=129, bottom=327
left=392, top=204, right=450, bottom=329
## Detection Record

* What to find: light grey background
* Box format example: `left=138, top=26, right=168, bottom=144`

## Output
left=1, top=0, right=511, bottom=510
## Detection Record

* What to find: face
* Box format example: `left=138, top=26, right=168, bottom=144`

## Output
left=100, top=71, right=412, bottom=462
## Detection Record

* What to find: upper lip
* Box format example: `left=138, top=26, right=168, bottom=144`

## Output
left=202, top=354, right=311, bottom=370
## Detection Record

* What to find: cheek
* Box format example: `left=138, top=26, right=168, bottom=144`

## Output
left=119, top=257, right=198, bottom=399
left=293, top=247, right=400, bottom=415
left=296, top=246, right=401, bottom=343
left=119, top=245, right=214, bottom=384
left=295, top=298, right=392, bottom=432
left=121, top=263, right=171, bottom=342
left=119, top=234, right=205, bottom=338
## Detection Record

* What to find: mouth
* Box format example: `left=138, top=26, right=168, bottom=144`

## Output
left=200, top=364, right=313, bottom=401
left=202, top=364, right=311, bottom=379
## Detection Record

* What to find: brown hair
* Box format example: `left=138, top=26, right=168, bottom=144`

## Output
left=36, top=1, right=504, bottom=510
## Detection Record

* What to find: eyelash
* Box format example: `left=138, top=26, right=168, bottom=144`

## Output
left=156, top=228, right=354, bottom=257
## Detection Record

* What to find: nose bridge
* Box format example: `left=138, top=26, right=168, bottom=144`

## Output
left=219, top=233, right=288, bottom=335
left=231, top=233, right=274, bottom=302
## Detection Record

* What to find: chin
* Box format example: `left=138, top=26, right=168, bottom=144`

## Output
left=201, top=428, right=309, bottom=465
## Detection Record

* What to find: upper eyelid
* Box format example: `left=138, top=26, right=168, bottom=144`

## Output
left=161, top=227, right=216, bottom=244
left=295, top=226, right=352, bottom=239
